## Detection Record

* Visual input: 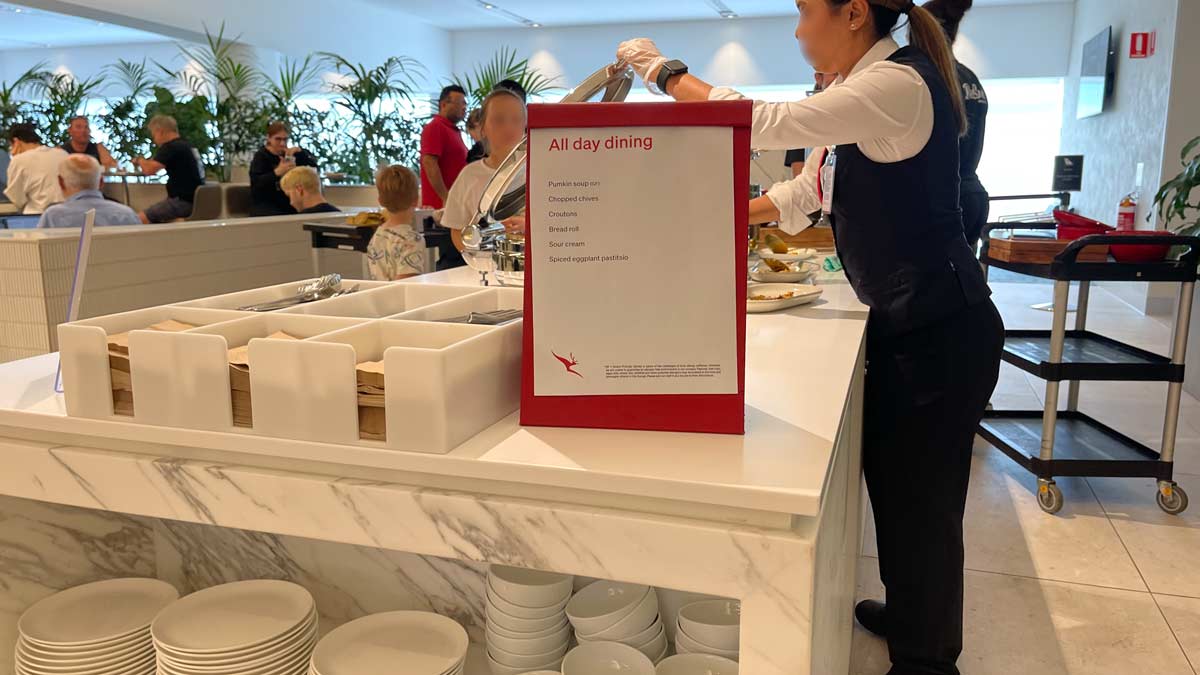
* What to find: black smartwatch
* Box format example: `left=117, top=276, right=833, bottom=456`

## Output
left=656, top=59, right=689, bottom=93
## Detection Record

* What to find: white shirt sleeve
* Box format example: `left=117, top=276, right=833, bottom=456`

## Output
left=442, top=165, right=485, bottom=231
left=765, top=149, right=825, bottom=235
left=708, top=62, right=933, bottom=159
left=4, top=156, right=27, bottom=211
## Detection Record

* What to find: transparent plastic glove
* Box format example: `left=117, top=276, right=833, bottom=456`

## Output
left=617, top=38, right=670, bottom=94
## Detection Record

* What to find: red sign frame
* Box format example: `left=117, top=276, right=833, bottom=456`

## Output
left=519, top=100, right=752, bottom=435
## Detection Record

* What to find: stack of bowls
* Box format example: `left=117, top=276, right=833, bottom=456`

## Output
left=673, top=600, right=739, bottom=661
left=152, top=580, right=318, bottom=675
left=656, top=653, right=740, bottom=675
left=16, top=578, right=178, bottom=675
left=562, top=642, right=655, bottom=675
left=309, top=611, right=468, bottom=675
left=485, top=565, right=574, bottom=675
left=566, top=581, right=667, bottom=663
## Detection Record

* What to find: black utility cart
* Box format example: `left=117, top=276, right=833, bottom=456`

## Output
left=979, top=223, right=1200, bottom=515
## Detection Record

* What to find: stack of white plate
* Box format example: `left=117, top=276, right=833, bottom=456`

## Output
left=152, top=580, right=317, bottom=675
left=485, top=565, right=574, bottom=675
left=673, top=600, right=739, bottom=661
left=16, top=578, right=178, bottom=675
left=309, top=611, right=468, bottom=675
left=567, top=581, right=667, bottom=664
left=562, top=642, right=655, bottom=675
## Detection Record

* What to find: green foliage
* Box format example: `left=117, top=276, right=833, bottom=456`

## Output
left=97, top=59, right=155, bottom=165
left=37, top=71, right=106, bottom=146
left=1153, top=136, right=1200, bottom=239
left=450, top=47, right=559, bottom=108
left=0, top=63, right=49, bottom=153
left=262, top=55, right=322, bottom=121
left=143, top=86, right=217, bottom=171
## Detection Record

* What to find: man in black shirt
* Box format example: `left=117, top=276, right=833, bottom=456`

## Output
left=280, top=166, right=340, bottom=214
left=248, top=121, right=319, bottom=216
left=134, top=115, right=205, bottom=223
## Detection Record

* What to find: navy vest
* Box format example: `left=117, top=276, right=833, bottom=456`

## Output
left=828, top=46, right=990, bottom=337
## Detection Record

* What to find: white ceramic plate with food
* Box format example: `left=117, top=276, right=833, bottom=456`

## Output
left=750, top=260, right=818, bottom=283
left=756, top=247, right=817, bottom=262
left=747, top=284, right=823, bottom=313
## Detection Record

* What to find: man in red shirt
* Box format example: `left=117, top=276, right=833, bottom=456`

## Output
left=420, top=85, right=469, bottom=209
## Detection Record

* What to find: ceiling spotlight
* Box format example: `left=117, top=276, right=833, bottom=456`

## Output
left=707, top=0, right=738, bottom=19
left=474, top=1, right=542, bottom=28
left=529, top=22, right=541, bottom=28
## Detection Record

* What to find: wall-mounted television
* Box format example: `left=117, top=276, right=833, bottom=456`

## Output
left=1077, top=26, right=1115, bottom=119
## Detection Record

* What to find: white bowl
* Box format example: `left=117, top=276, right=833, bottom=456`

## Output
left=310, top=611, right=467, bottom=675
left=19, top=579, right=178, bottom=648
left=486, top=616, right=568, bottom=641
left=487, top=640, right=570, bottom=670
left=486, top=622, right=571, bottom=656
left=487, top=605, right=567, bottom=634
left=636, top=626, right=668, bottom=663
left=575, top=587, right=658, bottom=642
left=655, top=591, right=720, bottom=644
left=519, top=672, right=562, bottom=675
left=674, top=624, right=738, bottom=661
left=152, top=580, right=313, bottom=655
left=566, top=582, right=650, bottom=637
left=656, top=653, right=739, bottom=675
left=676, top=601, right=739, bottom=652
left=484, top=652, right=563, bottom=675
left=562, top=642, right=655, bottom=675
left=488, top=582, right=570, bottom=620
left=488, top=566, right=573, bottom=609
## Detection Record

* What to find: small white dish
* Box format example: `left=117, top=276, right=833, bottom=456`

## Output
left=156, top=607, right=317, bottom=663
left=310, top=611, right=467, bottom=675
left=574, top=586, right=658, bottom=642
left=487, top=582, right=569, bottom=620
left=16, top=633, right=151, bottom=664
left=485, top=621, right=570, bottom=656
left=157, top=622, right=317, bottom=672
left=747, top=284, right=823, bottom=313
left=750, top=260, right=818, bottom=283
left=487, top=604, right=567, bottom=634
left=756, top=247, right=817, bottom=262
left=487, top=566, right=573, bottom=609
left=566, top=582, right=650, bottom=636
left=18, top=648, right=156, bottom=675
left=676, top=600, right=739, bottom=652
left=656, top=653, right=739, bottom=675
left=19, top=578, right=178, bottom=648
left=562, top=642, right=655, bottom=675
left=152, top=580, right=313, bottom=655
left=674, top=623, right=738, bottom=661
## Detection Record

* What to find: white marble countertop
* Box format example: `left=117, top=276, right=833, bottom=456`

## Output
left=0, top=268, right=867, bottom=519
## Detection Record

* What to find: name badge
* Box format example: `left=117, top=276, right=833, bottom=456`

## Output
left=820, top=149, right=836, bottom=215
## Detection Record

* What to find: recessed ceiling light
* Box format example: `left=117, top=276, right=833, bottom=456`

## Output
left=707, top=0, right=739, bottom=19
left=474, top=0, right=542, bottom=28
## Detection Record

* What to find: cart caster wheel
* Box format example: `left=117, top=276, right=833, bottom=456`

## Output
left=1038, top=482, right=1064, bottom=514
left=1157, top=483, right=1189, bottom=515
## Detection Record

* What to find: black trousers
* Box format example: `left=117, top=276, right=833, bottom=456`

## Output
left=962, top=191, right=990, bottom=252
left=863, top=299, right=1004, bottom=675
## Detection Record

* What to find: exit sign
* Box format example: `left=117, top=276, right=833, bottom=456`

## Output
left=1130, top=31, right=1156, bottom=59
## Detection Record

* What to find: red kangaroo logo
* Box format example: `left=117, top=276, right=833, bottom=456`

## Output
left=552, top=351, right=583, bottom=378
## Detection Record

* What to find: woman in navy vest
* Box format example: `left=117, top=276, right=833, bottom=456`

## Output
left=619, top=1, right=1003, bottom=674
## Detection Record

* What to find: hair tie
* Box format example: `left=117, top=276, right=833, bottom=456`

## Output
left=872, top=0, right=917, bottom=13
left=900, top=0, right=916, bottom=12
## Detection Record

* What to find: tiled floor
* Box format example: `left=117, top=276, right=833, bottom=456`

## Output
left=851, top=281, right=1200, bottom=675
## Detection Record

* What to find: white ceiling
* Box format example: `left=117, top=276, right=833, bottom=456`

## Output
left=361, top=0, right=1074, bottom=30
left=0, top=2, right=167, bottom=49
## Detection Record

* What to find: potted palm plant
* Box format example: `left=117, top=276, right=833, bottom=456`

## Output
left=1154, top=136, right=1200, bottom=238
left=450, top=47, right=559, bottom=107
left=0, top=64, right=49, bottom=154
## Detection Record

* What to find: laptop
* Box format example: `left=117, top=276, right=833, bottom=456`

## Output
left=0, top=215, right=41, bottom=229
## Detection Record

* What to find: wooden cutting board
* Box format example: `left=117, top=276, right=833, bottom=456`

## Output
left=759, top=225, right=835, bottom=250
left=987, top=236, right=1109, bottom=264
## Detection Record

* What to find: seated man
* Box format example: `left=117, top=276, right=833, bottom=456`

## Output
left=133, top=115, right=205, bottom=223
left=61, top=116, right=118, bottom=170
left=280, top=166, right=340, bottom=214
left=4, top=123, right=68, bottom=214
left=38, top=155, right=140, bottom=228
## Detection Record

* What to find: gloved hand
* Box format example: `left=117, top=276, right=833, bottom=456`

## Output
left=617, top=38, right=670, bottom=94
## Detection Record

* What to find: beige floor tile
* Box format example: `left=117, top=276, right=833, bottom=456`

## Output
left=1157, top=594, right=1200, bottom=672
left=1088, top=474, right=1200, bottom=598
left=863, top=442, right=1145, bottom=591
left=851, top=557, right=1195, bottom=675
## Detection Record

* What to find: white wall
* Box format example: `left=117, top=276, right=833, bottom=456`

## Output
left=14, top=0, right=452, bottom=84
left=1058, top=0, right=1179, bottom=226
left=0, top=41, right=179, bottom=85
left=450, top=2, right=1076, bottom=88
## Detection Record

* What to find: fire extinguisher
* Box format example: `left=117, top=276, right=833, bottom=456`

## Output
left=1117, top=193, right=1138, bottom=231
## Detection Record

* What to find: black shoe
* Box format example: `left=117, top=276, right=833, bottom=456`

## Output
left=855, top=599, right=887, bottom=637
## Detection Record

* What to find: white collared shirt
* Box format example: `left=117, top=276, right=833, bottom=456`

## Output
left=4, top=145, right=68, bottom=214
left=708, top=37, right=935, bottom=234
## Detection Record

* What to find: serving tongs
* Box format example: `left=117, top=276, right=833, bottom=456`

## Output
left=237, top=274, right=357, bottom=312
left=459, top=63, right=634, bottom=285
left=435, top=309, right=523, bottom=325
